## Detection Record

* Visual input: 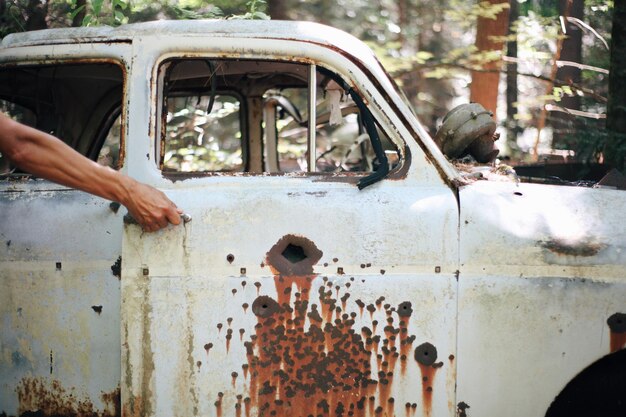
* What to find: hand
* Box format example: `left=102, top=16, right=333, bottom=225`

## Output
left=122, top=180, right=182, bottom=232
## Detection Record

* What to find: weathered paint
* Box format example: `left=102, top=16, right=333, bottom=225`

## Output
left=457, top=182, right=626, bottom=417
left=0, top=184, right=124, bottom=416
left=2, top=19, right=626, bottom=417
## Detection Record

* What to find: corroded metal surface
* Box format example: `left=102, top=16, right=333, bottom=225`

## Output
left=457, top=181, right=626, bottom=417
left=121, top=183, right=458, bottom=416
left=0, top=185, right=124, bottom=416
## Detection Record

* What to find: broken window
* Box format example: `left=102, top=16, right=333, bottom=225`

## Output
left=157, top=58, right=399, bottom=181
left=0, top=62, right=124, bottom=176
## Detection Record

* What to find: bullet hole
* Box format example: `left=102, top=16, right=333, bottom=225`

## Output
left=217, top=323, right=223, bottom=331
left=266, top=235, right=323, bottom=275
left=240, top=268, right=247, bottom=275
left=435, top=266, right=441, bottom=273
left=197, top=361, right=202, bottom=368
left=449, top=354, right=455, bottom=361
left=360, top=264, right=366, bottom=269
left=241, top=281, right=247, bottom=288
left=227, top=254, right=235, bottom=264
left=6, top=240, right=11, bottom=247
left=415, top=342, right=438, bottom=366
left=323, top=262, right=328, bottom=267
left=204, top=343, right=213, bottom=353
left=55, top=262, right=62, bottom=270
left=281, top=244, right=308, bottom=264
left=109, top=201, right=121, bottom=213
left=514, top=192, right=523, bottom=196
left=111, top=256, right=122, bottom=278
left=607, top=313, right=626, bottom=333
left=142, top=267, right=149, bottom=276
left=397, top=301, right=413, bottom=317
left=227, top=318, right=233, bottom=326
left=333, top=258, right=339, bottom=263
left=91, top=305, right=103, bottom=314
left=457, top=402, right=470, bottom=417
left=252, top=295, right=280, bottom=318
left=254, top=282, right=261, bottom=290
left=380, top=269, right=386, bottom=275
left=337, top=267, right=344, bottom=275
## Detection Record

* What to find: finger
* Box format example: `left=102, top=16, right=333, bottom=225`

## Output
left=166, top=206, right=182, bottom=225
left=155, top=216, right=169, bottom=230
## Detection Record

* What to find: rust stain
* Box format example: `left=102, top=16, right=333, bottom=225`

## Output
left=215, top=392, right=223, bottom=417
left=608, top=313, right=626, bottom=353
left=539, top=239, right=606, bottom=257
left=265, top=234, right=323, bottom=276
left=214, top=275, right=418, bottom=416
left=17, top=378, right=120, bottom=417
left=418, top=364, right=437, bottom=417
left=122, top=395, right=143, bottom=417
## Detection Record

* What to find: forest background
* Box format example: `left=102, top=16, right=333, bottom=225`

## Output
left=1, top=0, right=624, bottom=179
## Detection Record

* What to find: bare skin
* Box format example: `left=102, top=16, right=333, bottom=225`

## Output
left=0, top=113, right=181, bottom=232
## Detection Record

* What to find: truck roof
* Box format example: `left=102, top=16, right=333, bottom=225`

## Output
left=1, top=19, right=374, bottom=60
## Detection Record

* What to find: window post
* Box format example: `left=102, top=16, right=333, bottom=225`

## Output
left=307, top=65, right=317, bottom=172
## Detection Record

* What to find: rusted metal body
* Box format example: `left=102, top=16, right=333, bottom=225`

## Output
left=1, top=20, right=625, bottom=417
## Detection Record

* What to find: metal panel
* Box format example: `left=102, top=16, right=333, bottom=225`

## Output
left=0, top=184, right=124, bottom=416
left=457, top=181, right=626, bottom=417
left=121, top=183, right=459, bottom=417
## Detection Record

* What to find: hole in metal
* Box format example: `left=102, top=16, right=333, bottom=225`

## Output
left=252, top=296, right=280, bottom=318
left=414, top=342, right=438, bottom=366
left=281, top=244, right=308, bottom=264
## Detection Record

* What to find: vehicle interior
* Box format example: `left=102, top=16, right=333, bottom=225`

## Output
left=158, top=58, right=400, bottom=186
left=0, top=62, right=124, bottom=174
left=0, top=58, right=400, bottom=189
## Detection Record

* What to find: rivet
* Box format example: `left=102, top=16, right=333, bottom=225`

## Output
left=240, top=267, right=246, bottom=275
left=142, top=267, right=149, bottom=276
left=435, top=266, right=441, bottom=273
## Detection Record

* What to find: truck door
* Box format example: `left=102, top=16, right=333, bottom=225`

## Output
left=0, top=45, right=130, bottom=416
left=121, top=47, right=459, bottom=417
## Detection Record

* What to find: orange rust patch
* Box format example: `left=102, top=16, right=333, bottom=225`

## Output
left=17, top=378, right=119, bottom=417
left=608, top=313, right=626, bottom=353
left=216, top=271, right=420, bottom=416
left=610, top=333, right=626, bottom=353
left=265, top=235, right=323, bottom=276
left=122, top=395, right=143, bottom=417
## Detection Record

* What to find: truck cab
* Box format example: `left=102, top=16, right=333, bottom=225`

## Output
left=1, top=20, right=624, bottom=417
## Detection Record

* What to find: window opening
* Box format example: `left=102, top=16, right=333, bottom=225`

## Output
left=158, top=58, right=399, bottom=187
left=0, top=63, right=125, bottom=177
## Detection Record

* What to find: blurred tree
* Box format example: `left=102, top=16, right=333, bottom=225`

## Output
left=469, top=0, right=510, bottom=115
left=267, top=0, right=288, bottom=20
left=552, top=0, right=584, bottom=150
left=606, top=0, right=626, bottom=170
left=505, top=0, right=520, bottom=151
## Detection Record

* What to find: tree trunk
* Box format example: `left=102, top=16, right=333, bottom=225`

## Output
left=72, top=0, right=87, bottom=27
left=552, top=0, right=584, bottom=150
left=606, top=0, right=626, bottom=171
left=24, top=0, right=48, bottom=31
left=267, top=0, right=289, bottom=20
left=469, top=0, right=511, bottom=116
left=505, top=0, right=519, bottom=153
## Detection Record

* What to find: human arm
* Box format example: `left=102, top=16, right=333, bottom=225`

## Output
left=0, top=113, right=181, bottom=232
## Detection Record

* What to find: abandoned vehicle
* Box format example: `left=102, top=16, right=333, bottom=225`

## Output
left=0, top=20, right=625, bottom=417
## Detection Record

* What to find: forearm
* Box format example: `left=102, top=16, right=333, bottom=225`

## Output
left=0, top=115, right=133, bottom=204
left=0, top=113, right=181, bottom=231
